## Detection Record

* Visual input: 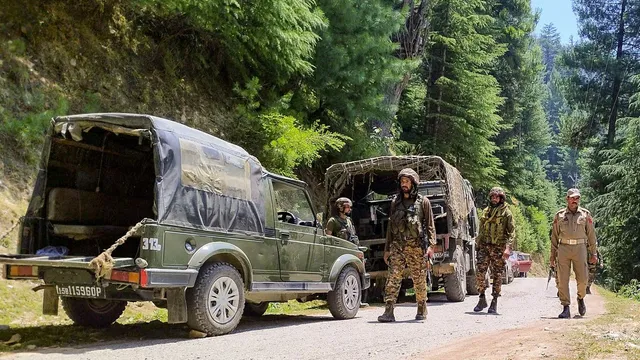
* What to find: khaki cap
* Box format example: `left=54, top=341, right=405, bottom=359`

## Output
left=567, top=188, right=581, bottom=198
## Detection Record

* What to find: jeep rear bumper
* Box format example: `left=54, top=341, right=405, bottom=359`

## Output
left=141, top=268, right=199, bottom=288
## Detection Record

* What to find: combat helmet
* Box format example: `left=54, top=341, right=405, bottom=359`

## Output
left=398, top=168, right=420, bottom=185
left=488, top=186, right=506, bottom=201
left=335, top=197, right=353, bottom=213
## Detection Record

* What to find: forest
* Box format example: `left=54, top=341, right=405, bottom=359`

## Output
left=0, top=0, right=639, bottom=294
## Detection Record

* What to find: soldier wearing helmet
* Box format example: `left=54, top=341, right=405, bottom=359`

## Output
left=473, top=186, right=515, bottom=314
left=325, top=197, right=359, bottom=245
left=378, top=168, right=435, bottom=323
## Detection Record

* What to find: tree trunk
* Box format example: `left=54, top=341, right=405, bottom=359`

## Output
left=373, top=0, right=430, bottom=150
left=607, top=0, right=626, bottom=146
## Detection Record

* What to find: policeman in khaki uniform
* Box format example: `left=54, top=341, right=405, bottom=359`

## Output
left=550, top=188, right=598, bottom=318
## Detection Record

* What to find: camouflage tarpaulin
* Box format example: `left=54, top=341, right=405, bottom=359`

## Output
left=324, top=156, right=473, bottom=224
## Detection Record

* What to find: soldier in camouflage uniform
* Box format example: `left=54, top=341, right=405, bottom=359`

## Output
left=473, top=187, right=515, bottom=314
left=550, top=188, right=598, bottom=318
left=325, top=197, right=359, bottom=245
left=378, top=168, right=436, bottom=322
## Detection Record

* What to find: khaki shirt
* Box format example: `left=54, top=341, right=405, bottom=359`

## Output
left=550, top=206, right=597, bottom=256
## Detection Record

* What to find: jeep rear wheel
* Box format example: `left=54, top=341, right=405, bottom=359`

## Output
left=61, top=298, right=126, bottom=328
left=444, top=245, right=467, bottom=302
left=328, top=267, right=361, bottom=319
left=186, top=262, right=245, bottom=336
left=244, top=302, right=269, bottom=317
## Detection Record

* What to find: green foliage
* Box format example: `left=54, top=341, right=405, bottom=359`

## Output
left=510, top=200, right=550, bottom=254
left=591, top=101, right=640, bottom=284
left=226, top=78, right=348, bottom=177
left=619, top=279, right=640, bottom=301
left=260, top=113, right=348, bottom=177
left=138, top=0, right=327, bottom=83
left=291, top=0, right=411, bottom=168
left=398, top=0, right=506, bottom=188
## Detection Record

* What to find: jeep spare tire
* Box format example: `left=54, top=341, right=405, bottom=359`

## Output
left=187, top=262, right=245, bottom=336
left=328, top=266, right=361, bottom=319
left=61, top=298, right=126, bottom=328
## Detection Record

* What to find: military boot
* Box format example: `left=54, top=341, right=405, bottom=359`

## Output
left=415, top=301, right=427, bottom=320
left=578, top=297, right=586, bottom=316
left=586, top=286, right=591, bottom=295
left=474, top=294, right=488, bottom=312
left=377, top=302, right=395, bottom=322
left=488, top=297, right=498, bottom=314
left=558, top=305, right=571, bottom=319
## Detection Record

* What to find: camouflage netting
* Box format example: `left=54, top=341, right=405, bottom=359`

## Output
left=324, top=156, right=473, bottom=223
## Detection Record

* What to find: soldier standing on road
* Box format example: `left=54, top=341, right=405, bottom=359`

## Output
left=550, top=188, right=598, bottom=318
left=586, top=243, right=599, bottom=295
left=473, top=187, right=515, bottom=314
left=325, top=197, right=359, bottom=245
left=377, top=168, right=436, bottom=322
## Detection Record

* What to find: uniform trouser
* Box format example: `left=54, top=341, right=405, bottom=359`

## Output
left=558, top=243, right=588, bottom=306
left=475, top=243, right=506, bottom=296
left=384, top=241, right=427, bottom=304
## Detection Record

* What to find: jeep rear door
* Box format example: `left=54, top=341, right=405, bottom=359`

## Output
left=270, top=179, right=323, bottom=282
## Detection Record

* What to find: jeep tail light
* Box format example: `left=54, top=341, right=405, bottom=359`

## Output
left=8, top=265, right=38, bottom=278
left=109, top=270, right=141, bottom=284
left=432, top=245, right=444, bottom=254
left=140, top=269, right=149, bottom=287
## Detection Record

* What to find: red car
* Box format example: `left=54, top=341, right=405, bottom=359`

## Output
left=509, top=251, right=533, bottom=278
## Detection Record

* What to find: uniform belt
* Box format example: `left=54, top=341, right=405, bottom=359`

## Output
left=559, top=238, right=586, bottom=245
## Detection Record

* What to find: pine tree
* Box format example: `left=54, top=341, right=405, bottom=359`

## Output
left=398, top=0, right=506, bottom=188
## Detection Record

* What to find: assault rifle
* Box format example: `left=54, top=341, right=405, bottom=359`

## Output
left=546, top=266, right=556, bottom=290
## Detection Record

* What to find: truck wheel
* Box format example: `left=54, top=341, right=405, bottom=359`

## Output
left=61, top=298, right=126, bottom=328
left=186, top=262, right=245, bottom=336
left=328, top=267, right=361, bottom=319
left=466, top=274, right=479, bottom=295
left=444, top=246, right=466, bottom=302
left=244, top=302, right=269, bottom=317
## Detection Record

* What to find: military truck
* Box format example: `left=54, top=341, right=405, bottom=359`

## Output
left=324, top=156, right=479, bottom=302
left=0, top=113, right=369, bottom=336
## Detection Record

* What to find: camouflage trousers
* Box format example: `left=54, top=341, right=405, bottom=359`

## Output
left=384, top=241, right=427, bottom=304
left=476, top=243, right=506, bottom=296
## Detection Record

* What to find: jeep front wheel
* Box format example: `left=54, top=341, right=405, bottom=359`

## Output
left=186, top=262, right=245, bottom=336
left=328, top=267, right=361, bottom=319
left=61, top=298, right=126, bottom=328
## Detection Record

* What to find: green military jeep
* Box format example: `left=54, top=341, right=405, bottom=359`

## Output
left=0, top=113, right=369, bottom=336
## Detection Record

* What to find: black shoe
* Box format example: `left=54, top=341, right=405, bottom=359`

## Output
left=586, top=286, right=591, bottom=295
left=488, top=297, right=498, bottom=314
left=415, top=301, right=427, bottom=320
left=474, top=294, right=488, bottom=312
left=378, top=302, right=395, bottom=322
left=558, top=305, right=570, bottom=319
left=578, top=298, right=586, bottom=316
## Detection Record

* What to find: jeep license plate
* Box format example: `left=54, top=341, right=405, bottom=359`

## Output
left=55, top=284, right=105, bottom=299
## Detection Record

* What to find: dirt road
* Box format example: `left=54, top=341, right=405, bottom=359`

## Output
left=5, top=278, right=602, bottom=360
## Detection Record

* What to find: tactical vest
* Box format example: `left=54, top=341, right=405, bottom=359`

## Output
left=480, top=204, right=510, bottom=244
left=333, top=217, right=356, bottom=242
left=389, top=194, right=425, bottom=243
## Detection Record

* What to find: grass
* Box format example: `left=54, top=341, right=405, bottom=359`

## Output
left=0, top=278, right=176, bottom=352
left=560, top=287, right=640, bottom=360
left=0, top=277, right=331, bottom=353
